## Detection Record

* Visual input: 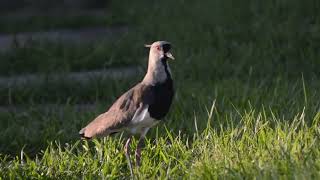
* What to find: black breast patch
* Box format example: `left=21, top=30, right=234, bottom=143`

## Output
left=148, top=79, right=174, bottom=120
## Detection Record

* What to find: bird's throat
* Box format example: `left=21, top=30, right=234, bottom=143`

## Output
left=143, top=59, right=172, bottom=85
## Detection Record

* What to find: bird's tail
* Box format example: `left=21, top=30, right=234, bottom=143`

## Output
left=79, top=128, right=91, bottom=140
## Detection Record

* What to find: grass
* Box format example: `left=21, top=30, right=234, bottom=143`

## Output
left=0, top=40, right=140, bottom=76
left=1, top=0, right=320, bottom=178
left=0, top=9, right=131, bottom=75
left=0, top=10, right=121, bottom=34
left=1, top=105, right=320, bottom=178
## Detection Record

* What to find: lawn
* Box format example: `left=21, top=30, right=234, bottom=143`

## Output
left=0, top=0, right=320, bottom=179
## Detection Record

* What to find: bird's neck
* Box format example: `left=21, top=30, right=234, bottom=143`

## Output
left=143, top=58, right=172, bottom=85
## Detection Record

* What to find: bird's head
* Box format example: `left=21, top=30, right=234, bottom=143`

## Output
left=145, top=41, right=174, bottom=61
left=143, top=41, right=174, bottom=84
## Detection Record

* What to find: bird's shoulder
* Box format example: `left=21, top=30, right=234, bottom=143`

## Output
left=99, top=82, right=155, bottom=130
left=110, top=82, right=154, bottom=112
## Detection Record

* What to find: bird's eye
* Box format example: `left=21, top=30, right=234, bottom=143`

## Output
left=156, top=46, right=161, bottom=51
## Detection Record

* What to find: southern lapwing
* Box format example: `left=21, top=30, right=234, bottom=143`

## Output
left=79, top=41, right=175, bottom=175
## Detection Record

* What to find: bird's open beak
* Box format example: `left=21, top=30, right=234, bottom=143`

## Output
left=145, top=44, right=174, bottom=60
left=165, top=52, right=175, bottom=60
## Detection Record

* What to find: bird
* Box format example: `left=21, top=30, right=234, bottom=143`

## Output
left=79, top=41, right=175, bottom=175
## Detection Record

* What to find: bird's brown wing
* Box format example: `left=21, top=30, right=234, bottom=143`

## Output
left=79, top=83, right=153, bottom=139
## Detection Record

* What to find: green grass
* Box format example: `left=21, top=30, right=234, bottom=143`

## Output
left=0, top=10, right=132, bottom=75
left=0, top=12, right=122, bottom=34
left=1, top=0, right=320, bottom=178
left=1, top=105, right=320, bottom=178
left=0, top=40, right=141, bottom=76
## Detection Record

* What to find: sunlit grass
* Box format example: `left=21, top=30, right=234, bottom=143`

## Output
left=1, top=103, right=319, bottom=178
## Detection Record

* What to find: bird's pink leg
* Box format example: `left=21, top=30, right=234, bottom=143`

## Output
left=135, top=137, right=144, bottom=166
left=124, top=137, right=133, bottom=177
left=135, top=128, right=148, bottom=166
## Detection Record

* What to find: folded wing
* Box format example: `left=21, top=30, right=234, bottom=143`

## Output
left=79, top=83, right=154, bottom=139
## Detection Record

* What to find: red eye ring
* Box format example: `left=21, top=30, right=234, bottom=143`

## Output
left=156, top=46, right=161, bottom=51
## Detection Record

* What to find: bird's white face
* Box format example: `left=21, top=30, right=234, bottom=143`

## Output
left=147, top=41, right=174, bottom=61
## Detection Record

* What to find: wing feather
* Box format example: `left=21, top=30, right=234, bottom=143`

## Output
left=79, top=83, right=154, bottom=138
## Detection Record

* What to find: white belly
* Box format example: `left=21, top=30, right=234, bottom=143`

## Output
left=128, top=105, right=158, bottom=134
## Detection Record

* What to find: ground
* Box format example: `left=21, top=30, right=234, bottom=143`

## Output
left=0, top=0, right=320, bottom=179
